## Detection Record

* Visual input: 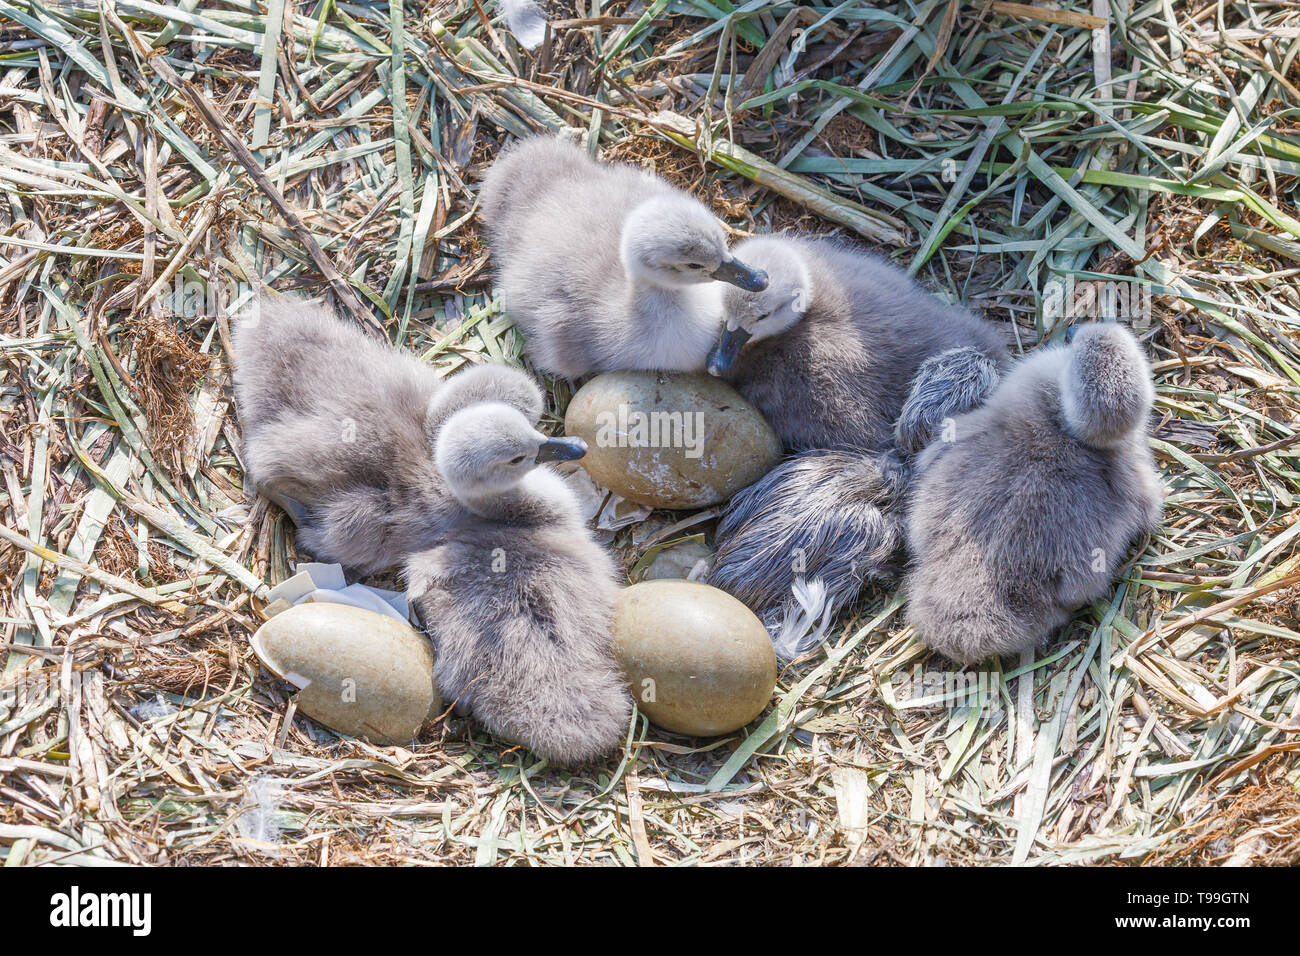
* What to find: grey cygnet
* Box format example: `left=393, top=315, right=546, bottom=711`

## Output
left=478, top=135, right=768, bottom=379
left=232, top=295, right=565, bottom=574
left=405, top=401, right=631, bottom=767
left=705, top=234, right=1007, bottom=452
left=905, top=323, right=1165, bottom=665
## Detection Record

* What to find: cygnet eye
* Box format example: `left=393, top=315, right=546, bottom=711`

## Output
left=509, top=455, right=527, bottom=465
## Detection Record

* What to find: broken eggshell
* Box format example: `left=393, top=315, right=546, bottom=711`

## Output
left=564, top=371, right=782, bottom=510
left=263, top=564, right=408, bottom=624
left=251, top=602, right=439, bottom=745
left=638, top=537, right=713, bottom=582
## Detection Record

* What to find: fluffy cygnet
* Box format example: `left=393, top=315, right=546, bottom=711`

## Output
left=405, top=401, right=631, bottom=767
left=478, top=135, right=768, bottom=378
left=905, top=323, right=1165, bottom=665
left=232, top=295, right=550, bottom=574
left=706, top=234, right=1007, bottom=452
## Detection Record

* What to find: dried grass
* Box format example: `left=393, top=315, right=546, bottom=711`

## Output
left=0, top=0, right=1297, bottom=867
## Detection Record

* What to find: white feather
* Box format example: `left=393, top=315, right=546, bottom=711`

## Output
left=501, top=0, right=548, bottom=50
left=235, top=775, right=284, bottom=847
left=769, top=576, right=835, bottom=661
left=128, top=695, right=177, bottom=722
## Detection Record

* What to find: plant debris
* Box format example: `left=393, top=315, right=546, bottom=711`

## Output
left=0, top=0, right=1297, bottom=866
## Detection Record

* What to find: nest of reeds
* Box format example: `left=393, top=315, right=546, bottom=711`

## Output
left=0, top=0, right=1296, bottom=867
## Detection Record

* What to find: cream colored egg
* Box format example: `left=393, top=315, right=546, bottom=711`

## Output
left=565, top=372, right=782, bottom=509
left=612, top=580, right=777, bottom=736
left=252, top=603, right=439, bottom=745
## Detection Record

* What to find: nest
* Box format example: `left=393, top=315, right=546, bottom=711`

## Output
left=0, top=0, right=1297, bottom=867
left=123, top=312, right=210, bottom=471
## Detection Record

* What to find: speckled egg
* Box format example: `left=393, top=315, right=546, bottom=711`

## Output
left=252, top=603, right=440, bottom=745
left=612, top=580, right=777, bottom=736
left=565, top=372, right=782, bottom=509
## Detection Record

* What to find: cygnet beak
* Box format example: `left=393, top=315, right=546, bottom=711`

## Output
left=259, top=486, right=311, bottom=529
left=535, top=435, right=588, bottom=463
left=710, top=257, right=768, bottom=292
left=706, top=324, right=753, bottom=377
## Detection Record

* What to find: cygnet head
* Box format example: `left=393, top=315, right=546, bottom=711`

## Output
left=620, top=195, right=768, bottom=291
left=1059, top=323, right=1155, bottom=448
left=707, top=238, right=812, bottom=376
left=424, top=364, right=544, bottom=444
left=435, top=402, right=587, bottom=503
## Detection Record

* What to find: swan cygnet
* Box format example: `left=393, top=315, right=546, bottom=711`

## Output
left=705, top=234, right=1008, bottom=453
left=705, top=344, right=1007, bottom=640
left=705, top=237, right=1007, bottom=640
left=478, top=135, right=769, bottom=378
left=404, top=403, right=631, bottom=767
left=232, top=296, right=547, bottom=575
left=905, top=323, right=1165, bottom=666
